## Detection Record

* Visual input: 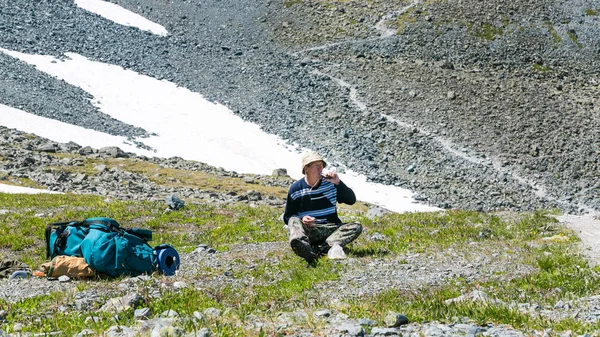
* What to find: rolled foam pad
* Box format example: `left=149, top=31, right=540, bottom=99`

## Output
left=155, top=245, right=180, bottom=276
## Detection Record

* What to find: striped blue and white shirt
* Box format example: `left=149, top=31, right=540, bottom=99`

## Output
left=283, top=177, right=356, bottom=225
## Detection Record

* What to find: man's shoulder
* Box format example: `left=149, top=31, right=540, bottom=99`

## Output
left=289, top=178, right=306, bottom=191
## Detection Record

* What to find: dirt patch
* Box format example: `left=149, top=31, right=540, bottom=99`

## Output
left=558, top=212, right=600, bottom=266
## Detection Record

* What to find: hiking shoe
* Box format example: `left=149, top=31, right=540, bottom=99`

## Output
left=290, top=239, right=318, bottom=263
left=311, top=242, right=330, bottom=257
left=327, top=244, right=346, bottom=260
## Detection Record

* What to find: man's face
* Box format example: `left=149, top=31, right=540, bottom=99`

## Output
left=305, top=161, right=324, bottom=176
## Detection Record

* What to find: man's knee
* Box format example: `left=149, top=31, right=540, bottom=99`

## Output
left=345, top=222, right=362, bottom=236
left=288, top=216, right=307, bottom=241
left=288, top=216, right=304, bottom=230
left=345, top=222, right=362, bottom=243
left=326, top=222, right=362, bottom=246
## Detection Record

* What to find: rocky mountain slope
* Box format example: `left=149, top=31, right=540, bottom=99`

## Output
left=0, top=0, right=598, bottom=214
left=0, top=126, right=292, bottom=207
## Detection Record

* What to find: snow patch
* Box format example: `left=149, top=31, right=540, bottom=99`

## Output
left=75, top=0, right=168, bottom=36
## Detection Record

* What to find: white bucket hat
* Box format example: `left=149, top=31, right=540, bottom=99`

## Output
left=301, top=152, right=327, bottom=174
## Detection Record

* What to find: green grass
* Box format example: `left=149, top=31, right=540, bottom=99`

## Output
left=396, top=8, right=418, bottom=35
left=585, top=8, right=598, bottom=16
left=283, top=0, right=303, bottom=8
left=349, top=210, right=566, bottom=257
left=343, top=244, right=600, bottom=333
left=0, top=192, right=596, bottom=335
left=510, top=246, right=598, bottom=299
left=46, top=154, right=290, bottom=200
left=0, top=193, right=287, bottom=262
left=532, top=64, right=551, bottom=73
left=544, top=21, right=562, bottom=45
left=248, top=258, right=341, bottom=306
left=0, top=289, right=136, bottom=334
left=567, top=29, right=582, bottom=48
left=468, top=22, right=504, bottom=41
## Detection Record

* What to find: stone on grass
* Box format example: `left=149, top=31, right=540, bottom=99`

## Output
left=384, top=312, right=409, bottom=327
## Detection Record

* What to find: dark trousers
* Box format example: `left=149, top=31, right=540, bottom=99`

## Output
left=287, top=216, right=362, bottom=247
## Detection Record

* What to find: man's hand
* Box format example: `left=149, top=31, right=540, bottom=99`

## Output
left=322, top=171, right=341, bottom=185
left=302, top=215, right=316, bottom=227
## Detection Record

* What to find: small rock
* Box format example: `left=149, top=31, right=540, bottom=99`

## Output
left=173, top=281, right=187, bottom=289
left=193, top=311, right=205, bottom=321
left=244, top=190, right=262, bottom=201
left=100, top=293, right=144, bottom=313
left=94, top=164, right=107, bottom=173
left=166, top=195, right=185, bottom=210
left=438, top=60, right=454, bottom=69
left=203, top=307, right=222, bottom=319
left=334, top=323, right=364, bottom=336
left=242, top=176, right=255, bottom=184
left=366, top=206, right=391, bottom=219
left=38, top=142, right=57, bottom=152
left=72, top=173, right=88, bottom=183
left=99, top=146, right=128, bottom=158
left=105, top=325, right=136, bottom=337
left=134, top=308, right=152, bottom=320
left=299, top=58, right=312, bottom=66
left=79, top=146, right=95, bottom=155
left=272, top=168, right=289, bottom=177
left=358, top=318, right=377, bottom=326
left=370, top=232, right=387, bottom=242
left=370, top=327, right=399, bottom=336
left=160, top=309, right=179, bottom=317
left=384, top=312, right=409, bottom=327
left=314, top=309, right=331, bottom=317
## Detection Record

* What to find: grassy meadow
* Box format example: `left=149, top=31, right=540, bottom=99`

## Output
left=0, top=191, right=599, bottom=335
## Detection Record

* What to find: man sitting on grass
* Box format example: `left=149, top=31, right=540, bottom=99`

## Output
left=283, top=152, right=362, bottom=264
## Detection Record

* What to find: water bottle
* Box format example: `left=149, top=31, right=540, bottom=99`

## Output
left=9, top=270, right=30, bottom=280
left=323, top=166, right=336, bottom=176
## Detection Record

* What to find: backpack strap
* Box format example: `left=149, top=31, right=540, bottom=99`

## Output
left=125, top=228, right=152, bottom=243
left=85, top=218, right=152, bottom=244
left=84, top=218, right=124, bottom=234
left=45, top=220, right=84, bottom=259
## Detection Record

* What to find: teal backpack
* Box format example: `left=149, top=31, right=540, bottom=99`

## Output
left=45, top=217, right=156, bottom=277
